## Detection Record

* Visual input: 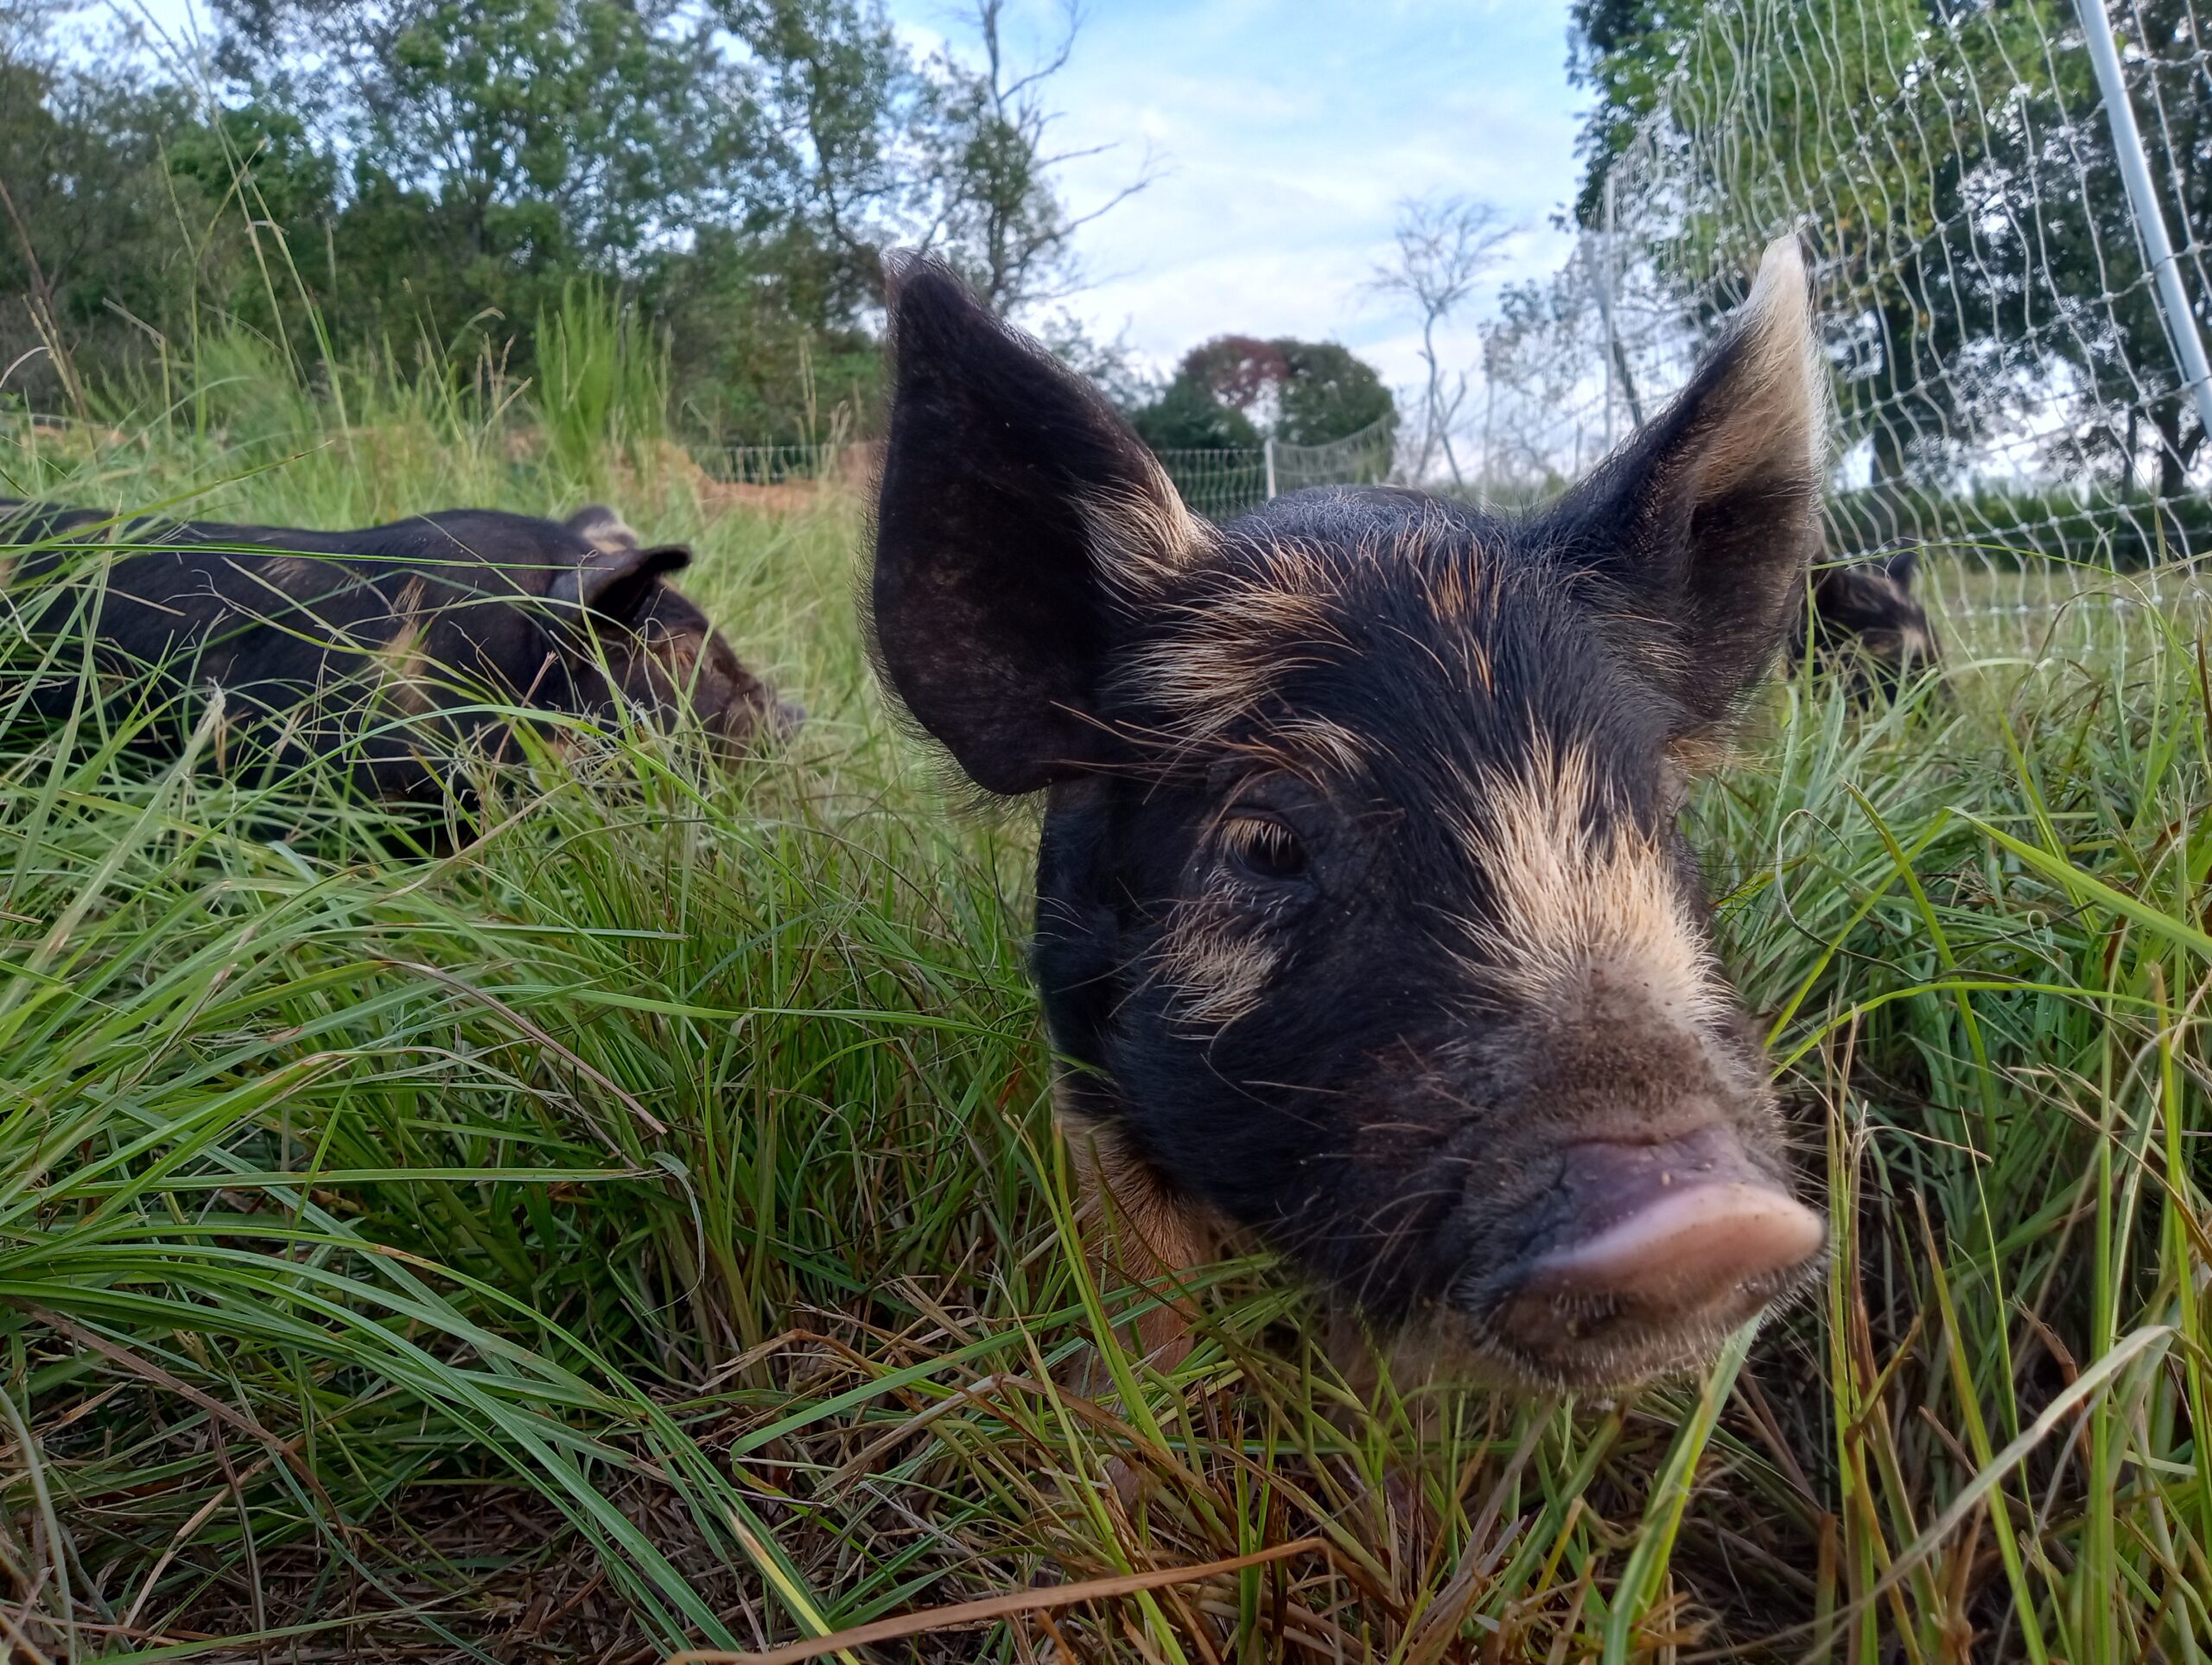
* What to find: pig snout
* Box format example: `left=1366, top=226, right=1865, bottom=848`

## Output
left=1486, top=1125, right=1824, bottom=1382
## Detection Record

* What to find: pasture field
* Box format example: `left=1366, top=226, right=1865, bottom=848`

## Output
left=3, top=373, right=2211, bottom=1662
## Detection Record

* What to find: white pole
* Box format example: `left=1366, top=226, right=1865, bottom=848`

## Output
left=1263, top=435, right=1278, bottom=499
left=2075, top=0, right=2212, bottom=441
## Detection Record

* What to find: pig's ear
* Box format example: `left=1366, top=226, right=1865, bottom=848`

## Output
left=870, top=256, right=1202, bottom=796
left=550, top=540, right=690, bottom=627
left=565, top=505, right=639, bottom=549
left=1551, top=236, right=1829, bottom=736
left=1884, top=543, right=1919, bottom=588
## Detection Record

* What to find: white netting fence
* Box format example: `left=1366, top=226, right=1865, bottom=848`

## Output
left=696, top=419, right=1395, bottom=524
left=696, top=423, right=1391, bottom=522
left=1478, top=0, right=2212, bottom=664
left=1154, top=417, right=1399, bottom=520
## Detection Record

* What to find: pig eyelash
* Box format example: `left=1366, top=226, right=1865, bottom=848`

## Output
left=1219, top=812, right=1310, bottom=885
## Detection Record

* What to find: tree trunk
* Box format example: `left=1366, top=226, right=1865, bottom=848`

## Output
left=1865, top=298, right=1917, bottom=549
left=2156, top=397, right=2184, bottom=497
left=2154, top=397, right=2187, bottom=562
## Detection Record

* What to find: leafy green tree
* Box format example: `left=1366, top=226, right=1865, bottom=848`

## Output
left=1131, top=373, right=1261, bottom=450
left=1130, top=334, right=1395, bottom=453
left=0, top=0, right=1137, bottom=437
left=722, top=0, right=911, bottom=319
left=639, top=224, right=885, bottom=442
left=0, top=40, right=325, bottom=408
left=213, top=0, right=747, bottom=351
left=1276, top=339, right=1395, bottom=447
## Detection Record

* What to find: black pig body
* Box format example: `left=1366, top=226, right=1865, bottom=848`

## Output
left=2, top=502, right=797, bottom=798
left=1790, top=544, right=1941, bottom=699
left=871, top=241, right=1833, bottom=1389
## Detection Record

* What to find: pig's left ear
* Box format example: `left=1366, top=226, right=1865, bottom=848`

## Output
left=550, top=541, right=691, bottom=627
left=869, top=256, right=1201, bottom=796
left=1550, top=236, right=1829, bottom=736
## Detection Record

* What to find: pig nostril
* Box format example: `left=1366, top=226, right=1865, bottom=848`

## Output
left=1481, top=1128, right=1827, bottom=1383
left=1519, top=1182, right=1826, bottom=1309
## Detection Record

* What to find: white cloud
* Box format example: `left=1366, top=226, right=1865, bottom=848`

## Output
left=900, top=0, right=1589, bottom=395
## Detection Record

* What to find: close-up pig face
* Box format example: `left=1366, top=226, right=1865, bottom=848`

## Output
left=871, top=241, right=1832, bottom=1390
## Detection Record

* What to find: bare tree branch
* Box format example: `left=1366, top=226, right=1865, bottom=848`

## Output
left=917, top=0, right=1151, bottom=315
left=1370, top=194, right=1516, bottom=487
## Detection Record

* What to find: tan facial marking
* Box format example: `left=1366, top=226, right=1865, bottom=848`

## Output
left=1058, top=1103, right=1233, bottom=1368
left=1122, top=543, right=1352, bottom=749
left=1452, top=739, right=1722, bottom=1022
left=1153, top=896, right=1278, bottom=1028
left=1262, top=715, right=1367, bottom=778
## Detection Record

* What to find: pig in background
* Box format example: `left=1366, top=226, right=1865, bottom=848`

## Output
left=1791, top=544, right=1942, bottom=701
left=0, top=500, right=800, bottom=799
left=870, top=238, right=1833, bottom=1391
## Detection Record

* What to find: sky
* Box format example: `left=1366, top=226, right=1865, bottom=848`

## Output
left=116, top=0, right=1592, bottom=407
left=890, top=0, right=1589, bottom=397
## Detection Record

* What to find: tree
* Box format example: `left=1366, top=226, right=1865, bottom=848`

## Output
left=1129, top=334, right=1395, bottom=454
left=0, top=37, right=325, bottom=409
left=912, top=0, right=1153, bottom=315
left=639, top=222, right=887, bottom=442
left=724, top=0, right=911, bottom=315
left=902, top=0, right=1159, bottom=314
left=211, top=0, right=745, bottom=352
left=1275, top=340, right=1395, bottom=446
left=1568, top=0, right=2212, bottom=519
left=1369, top=195, right=1513, bottom=486
left=1476, top=267, right=1607, bottom=491
left=1130, top=373, right=1261, bottom=450
left=0, top=0, right=1139, bottom=438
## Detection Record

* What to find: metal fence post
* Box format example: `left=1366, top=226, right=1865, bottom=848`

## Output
left=1263, top=436, right=1278, bottom=499
left=2075, top=0, right=2212, bottom=441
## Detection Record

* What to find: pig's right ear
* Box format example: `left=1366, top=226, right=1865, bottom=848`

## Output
left=870, top=257, right=1201, bottom=796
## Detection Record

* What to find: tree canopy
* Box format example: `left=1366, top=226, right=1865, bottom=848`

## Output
left=1567, top=0, right=2206, bottom=499
left=1128, top=333, right=1395, bottom=453
left=0, top=0, right=1139, bottom=439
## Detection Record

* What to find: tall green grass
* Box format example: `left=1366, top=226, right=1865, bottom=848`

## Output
left=537, top=278, right=675, bottom=485
left=2, top=346, right=2210, bottom=1659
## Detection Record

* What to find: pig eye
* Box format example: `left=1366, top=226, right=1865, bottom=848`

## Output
left=1220, top=812, right=1310, bottom=884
